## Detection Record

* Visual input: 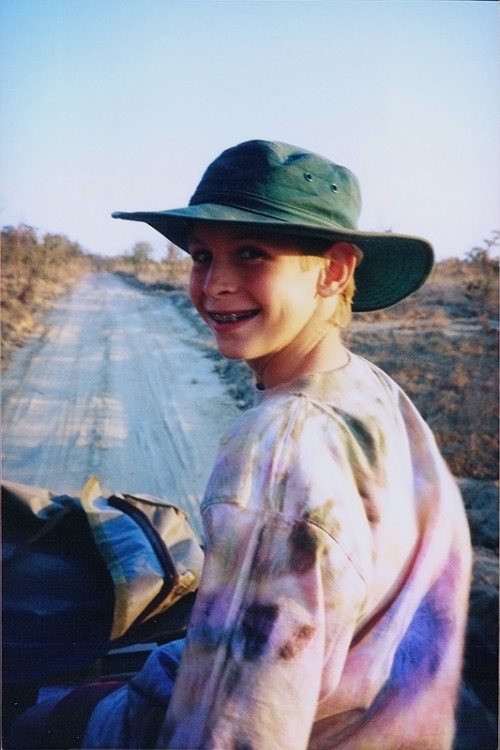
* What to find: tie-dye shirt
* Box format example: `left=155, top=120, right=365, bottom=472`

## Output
left=81, top=352, right=471, bottom=750
left=157, top=353, right=471, bottom=750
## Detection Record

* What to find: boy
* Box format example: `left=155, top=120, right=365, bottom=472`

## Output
left=12, top=140, right=472, bottom=749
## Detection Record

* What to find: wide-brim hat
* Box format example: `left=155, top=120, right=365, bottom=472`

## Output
left=112, top=140, right=434, bottom=312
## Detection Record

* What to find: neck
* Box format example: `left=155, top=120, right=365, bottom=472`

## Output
left=248, top=327, right=348, bottom=389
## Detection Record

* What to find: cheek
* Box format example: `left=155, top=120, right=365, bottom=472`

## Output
left=271, top=276, right=317, bottom=315
left=247, top=274, right=272, bottom=301
left=188, top=272, right=203, bottom=308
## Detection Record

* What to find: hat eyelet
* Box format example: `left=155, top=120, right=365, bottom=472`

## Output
left=304, top=172, right=313, bottom=182
left=331, top=183, right=338, bottom=193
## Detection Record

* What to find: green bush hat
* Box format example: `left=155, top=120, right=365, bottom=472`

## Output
left=112, top=140, right=434, bottom=312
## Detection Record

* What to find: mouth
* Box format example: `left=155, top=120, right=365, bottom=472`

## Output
left=207, top=310, right=260, bottom=324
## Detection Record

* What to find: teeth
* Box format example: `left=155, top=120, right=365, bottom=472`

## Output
left=211, top=311, right=255, bottom=323
left=215, top=313, right=239, bottom=322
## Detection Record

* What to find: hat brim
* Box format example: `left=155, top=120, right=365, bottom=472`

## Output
left=112, top=204, right=434, bottom=312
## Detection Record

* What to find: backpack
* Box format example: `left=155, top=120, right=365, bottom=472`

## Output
left=2, top=476, right=204, bottom=685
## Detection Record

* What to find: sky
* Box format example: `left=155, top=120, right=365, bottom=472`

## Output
left=1, top=0, right=499, bottom=261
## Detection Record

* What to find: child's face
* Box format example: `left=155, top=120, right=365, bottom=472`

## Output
left=187, top=223, right=333, bottom=368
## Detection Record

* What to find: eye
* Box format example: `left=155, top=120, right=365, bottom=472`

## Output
left=190, top=248, right=212, bottom=264
left=238, top=245, right=268, bottom=261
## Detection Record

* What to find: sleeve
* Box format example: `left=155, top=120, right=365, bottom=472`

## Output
left=158, top=398, right=370, bottom=750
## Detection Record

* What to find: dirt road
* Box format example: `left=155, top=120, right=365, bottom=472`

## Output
left=1, top=273, right=241, bottom=538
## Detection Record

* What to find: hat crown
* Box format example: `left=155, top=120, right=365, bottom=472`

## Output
left=190, top=140, right=362, bottom=233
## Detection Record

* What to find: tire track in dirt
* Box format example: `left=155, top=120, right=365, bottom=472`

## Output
left=1, top=273, right=241, bottom=538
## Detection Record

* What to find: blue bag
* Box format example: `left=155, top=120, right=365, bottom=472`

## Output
left=2, top=477, right=204, bottom=686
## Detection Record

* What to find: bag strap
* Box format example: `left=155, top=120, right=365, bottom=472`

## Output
left=107, top=494, right=179, bottom=627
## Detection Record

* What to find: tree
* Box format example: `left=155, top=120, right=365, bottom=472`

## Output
left=129, top=241, right=153, bottom=266
left=464, top=230, right=499, bottom=316
left=165, top=242, right=182, bottom=262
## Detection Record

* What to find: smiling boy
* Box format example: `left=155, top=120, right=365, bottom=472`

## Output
left=10, top=140, right=472, bottom=750
left=110, top=141, right=472, bottom=749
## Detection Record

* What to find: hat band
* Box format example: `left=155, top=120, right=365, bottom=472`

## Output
left=190, top=191, right=358, bottom=232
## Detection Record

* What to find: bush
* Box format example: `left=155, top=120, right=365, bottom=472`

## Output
left=1, top=224, right=93, bottom=363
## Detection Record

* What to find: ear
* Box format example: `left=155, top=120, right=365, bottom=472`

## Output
left=316, top=242, right=358, bottom=298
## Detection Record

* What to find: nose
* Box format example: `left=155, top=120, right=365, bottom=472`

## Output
left=203, top=258, right=239, bottom=297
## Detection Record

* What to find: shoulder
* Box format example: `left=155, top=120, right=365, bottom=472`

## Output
left=221, top=353, right=401, bottom=443
left=201, top=363, right=391, bottom=524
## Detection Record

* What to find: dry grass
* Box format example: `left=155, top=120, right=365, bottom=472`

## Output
left=346, top=325, right=498, bottom=480
left=1, top=225, right=94, bottom=366
left=110, top=257, right=192, bottom=288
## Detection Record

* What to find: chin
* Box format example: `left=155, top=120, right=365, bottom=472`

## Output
left=216, top=346, right=247, bottom=361
left=214, top=339, right=259, bottom=362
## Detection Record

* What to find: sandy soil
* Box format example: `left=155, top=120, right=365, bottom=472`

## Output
left=1, top=272, right=241, bottom=539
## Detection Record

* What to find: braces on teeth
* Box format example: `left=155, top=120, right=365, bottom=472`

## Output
left=213, top=312, right=250, bottom=322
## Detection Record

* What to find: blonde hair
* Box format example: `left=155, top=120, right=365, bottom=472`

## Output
left=333, top=273, right=356, bottom=328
